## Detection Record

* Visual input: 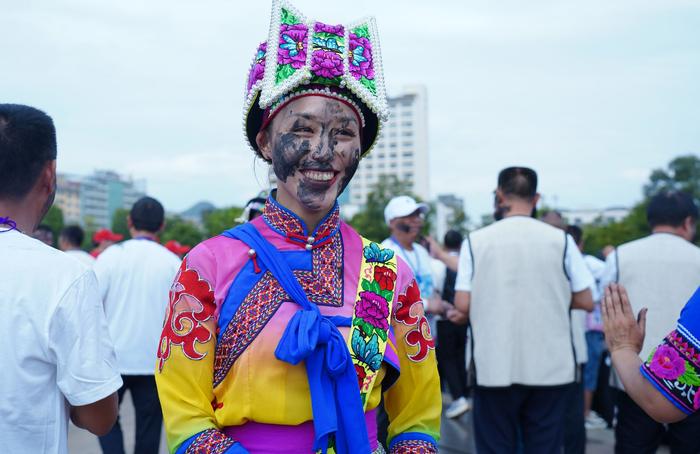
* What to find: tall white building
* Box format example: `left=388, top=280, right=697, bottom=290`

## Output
left=342, top=85, right=429, bottom=215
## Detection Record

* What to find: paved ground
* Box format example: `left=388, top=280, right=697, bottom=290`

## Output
left=69, top=392, right=660, bottom=454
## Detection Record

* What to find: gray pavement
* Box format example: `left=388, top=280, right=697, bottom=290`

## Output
left=69, top=393, right=638, bottom=454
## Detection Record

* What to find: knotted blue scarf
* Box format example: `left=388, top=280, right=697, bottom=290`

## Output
left=223, top=224, right=370, bottom=454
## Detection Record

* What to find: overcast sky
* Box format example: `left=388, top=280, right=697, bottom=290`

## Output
left=3, top=0, right=699, bottom=219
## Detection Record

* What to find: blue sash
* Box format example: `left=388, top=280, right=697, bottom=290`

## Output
left=222, top=223, right=370, bottom=454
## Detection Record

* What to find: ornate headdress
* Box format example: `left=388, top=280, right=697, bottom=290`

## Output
left=243, top=0, right=389, bottom=159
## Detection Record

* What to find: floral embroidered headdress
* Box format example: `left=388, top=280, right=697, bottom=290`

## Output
left=243, top=0, right=389, bottom=159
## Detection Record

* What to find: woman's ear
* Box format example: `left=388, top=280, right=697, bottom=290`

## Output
left=256, top=130, right=272, bottom=162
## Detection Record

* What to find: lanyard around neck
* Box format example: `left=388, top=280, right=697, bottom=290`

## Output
left=391, top=237, right=420, bottom=276
left=0, top=216, right=19, bottom=233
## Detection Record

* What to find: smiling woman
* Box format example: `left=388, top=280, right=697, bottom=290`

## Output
left=154, top=1, right=441, bottom=453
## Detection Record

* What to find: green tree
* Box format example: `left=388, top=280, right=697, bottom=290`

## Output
left=583, top=154, right=700, bottom=255
left=203, top=206, right=244, bottom=238
left=349, top=176, right=421, bottom=242
left=42, top=205, right=64, bottom=236
left=111, top=208, right=131, bottom=239
left=161, top=216, right=204, bottom=247
left=644, top=155, right=700, bottom=203
left=448, top=205, right=470, bottom=235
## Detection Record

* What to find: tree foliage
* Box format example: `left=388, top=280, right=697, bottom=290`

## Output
left=348, top=176, right=425, bottom=242
left=111, top=208, right=131, bottom=240
left=161, top=216, right=204, bottom=247
left=203, top=206, right=244, bottom=238
left=583, top=154, right=700, bottom=255
left=42, top=205, right=64, bottom=237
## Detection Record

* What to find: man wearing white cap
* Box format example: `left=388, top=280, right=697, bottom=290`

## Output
left=381, top=196, right=436, bottom=311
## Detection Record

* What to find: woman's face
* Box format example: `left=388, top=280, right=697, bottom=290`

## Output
left=257, top=96, right=362, bottom=215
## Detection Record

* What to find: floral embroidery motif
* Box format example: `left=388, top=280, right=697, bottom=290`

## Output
left=276, top=9, right=308, bottom=83
left=310, top=21, right=345, bottom=82
left=186, top=429, right=235, bottom=453
left=247, top=42, right=267, bottom=93
left=389, top=439, right=437, bottom=454
left=649, top=345, right=686, bottom=380
left=350, top=241, right=397, bottom=402
left=349, top=25, right=376, bottom=94
left=157, top=262, right=216, bottom=372
left=642, top=328, right=700, bottom=413
left=395, top=279, right=435, bottom=363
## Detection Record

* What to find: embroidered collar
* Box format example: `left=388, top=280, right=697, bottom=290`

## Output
left=262, top=195, right=341, bottom=250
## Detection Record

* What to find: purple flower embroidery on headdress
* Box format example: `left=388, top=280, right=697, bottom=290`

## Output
left=694, top=389, right=700, bottom=411
left=314, top=22, right=344, bottom=36
left=650, top=345, right=686, bottom=380
left=356, top=291, right=390, bottom=331
left=247, top=42, right=267, bottom=92
left=311, top=49, right=344, bottom=79
left=349, top=33, right=374, bottom=80
left=278, top=24, right=308, bottom=69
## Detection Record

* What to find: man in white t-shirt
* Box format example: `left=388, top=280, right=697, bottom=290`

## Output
left=381, top=195, right=438, bottom=312
left=59, top=225, right=96, bottom=267
left=444, top=167, right=594, bottom=454
left=0, top=103, right=121, bottom=454
left=95, top=196, right=181, bottom=454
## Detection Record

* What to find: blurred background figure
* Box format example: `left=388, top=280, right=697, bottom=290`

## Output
left=59, top=225, right=95, bottom=267
left=236, top=196, right=267, bottom=223
left=164, top=240, right=190, bottom=258
left=91, top=228, right=124, bottom=258
left=541, top=210, right=566, bottom=230
left=432, top=229, right=471, bottom=419
left=450, top=167, right=594, bottom=454
left=94, top=196, right=181, bottom=454
left=0, top=103, right=121, bottom=453
left=381, top=195, right=440, bottom=314
left=565, top=225, right=609, bottom=431
left=32, top=223, right=54, bottom=247
left=600, top=190, right=700, bottom=454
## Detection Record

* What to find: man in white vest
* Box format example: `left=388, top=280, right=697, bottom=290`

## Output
left=448, top=167, right=594, bottom=454
left=600, top=190, right=700, bottom=453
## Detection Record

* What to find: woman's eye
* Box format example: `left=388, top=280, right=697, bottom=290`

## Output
left=337, top=129, right=356, bottom=137
left=293, top=126, right=313, bottom=133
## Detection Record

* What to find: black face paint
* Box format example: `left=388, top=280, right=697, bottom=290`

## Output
left=337, top=147, right=360, bottom=196
left=271, top=132, right=312, bottom=183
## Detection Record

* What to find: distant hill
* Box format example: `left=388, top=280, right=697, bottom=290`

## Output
left=180, top=201, right=216, bottom=224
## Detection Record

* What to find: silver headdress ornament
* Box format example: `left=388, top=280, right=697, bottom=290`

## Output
left=243, top=0, right=389, bottom=159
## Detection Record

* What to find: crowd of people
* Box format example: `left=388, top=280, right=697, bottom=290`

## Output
left=2, top=1, right=700, bottom=454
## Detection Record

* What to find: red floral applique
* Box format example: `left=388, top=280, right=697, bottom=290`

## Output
left=374, top=266, right=397, bottom=291
left=394, top=279, right=435, bottom=362
left=157, top=261, right=216, bottom=371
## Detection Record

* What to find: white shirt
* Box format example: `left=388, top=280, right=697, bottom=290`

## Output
left=381, top=238, right=435, bottom=303
left=455, top=233, right=593, bottom=293
left=64, top=249, right=96, bottom=267
left=94, top=238, right=181, bottom=375
left=0, top=230, right=122, bottom=454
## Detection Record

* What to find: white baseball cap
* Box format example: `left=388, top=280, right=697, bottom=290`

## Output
left=384, top=196, right=429, bottom=225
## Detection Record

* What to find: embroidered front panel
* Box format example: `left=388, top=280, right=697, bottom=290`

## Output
left=262, top=197, right=340, bottom=240
left=394, top=279, right=435, bottom=363
left=186, top=429, right=235, bottom=454
left=349, top=240, right=397, bottom=406
left=213, top=233, right=343, bottom=387
left=642, top=327, right=700, bottom=413
left=389, top=439, right=438, bottom=454
left=158, top=262, right=216, bottom=372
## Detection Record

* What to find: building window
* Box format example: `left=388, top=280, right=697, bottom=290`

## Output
left=389, top=143, right=397, bottom=148
left=401, top=131, right=412, bottom=137
left=401, top=121, right=412, bottom=127
left=390, top=163, right=397, bottom=168
left=402, top=141, right=413, bottom=148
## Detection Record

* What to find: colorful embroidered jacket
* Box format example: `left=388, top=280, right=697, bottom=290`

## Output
left=155, top=198, right=441, bottom=454
left=641, top=286, right=700, bottom=415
